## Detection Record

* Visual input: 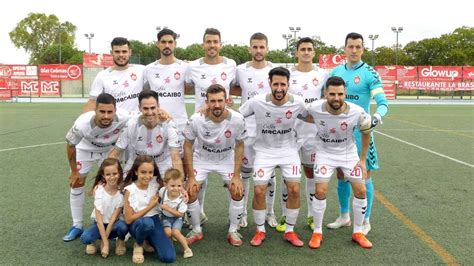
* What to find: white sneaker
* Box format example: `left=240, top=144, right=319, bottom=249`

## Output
left=326, top=215, right=351, bottom=229
left=265, top=213, right=278, bottom=228
left=362, top=222, right=371, bottom=235
left=239, top=213, right=248, bottom=228
left=183, top=248, right=193, bottom=258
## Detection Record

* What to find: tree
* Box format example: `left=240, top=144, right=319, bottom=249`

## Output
left=9, top=13, right=76, bottom=64
left=129, top=40, right=157, bottom=65
left=221, top=44, right=250, bottom=65
left=37, top=44, right=84, bottom=64
left=267, top=50, right=292, bottom=63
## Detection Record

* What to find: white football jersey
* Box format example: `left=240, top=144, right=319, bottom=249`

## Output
left=90, top=64, right=146, bottom=113
left=306, top=100, right=368, bottom=160
left=185, top=57, right=236, bottom=111
left=235, top=62, right=273, bottom=137
left=116, top=116, right=180, bottom=170
left=65, top=108, right=131, bottom=153
left=144, top=60, right=189, bottom=131
left=289, top=66, right=329, bottom=139
left=239, top=93, right=306, bottom=155
left=184, top=109, right=246, bottom=162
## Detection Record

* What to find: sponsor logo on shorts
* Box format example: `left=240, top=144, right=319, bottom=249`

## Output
left=242, top=157, right=248, bottom=165
left=320, top=165, right=327, bottom=175
left=257, top=168, right=264, bottom=177
left=76, top=161, right=82, bottom=170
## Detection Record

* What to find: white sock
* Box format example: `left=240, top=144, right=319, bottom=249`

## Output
left=70, top=187, right=85, bottom=228
left=187, top=200, right=202, bottom=233
left=305, top=177, right=316, bottom=218
left=312, top=198, right=327, bottom=234
left=241, top=173, right=251, bottom=216
left=266, top=174, right=276, bottom=215
left=198, top=179, right=208, bottom=214
left=229, top=198, right=244, bottom=232
left=281, top=182, right=288, bottom=217
left=352, top=197, right=367, bottom=234
left=253, top=209, right=266, bottom=232
left=285, top=208, right=299, bottom=233
left=364, top=217, right=370, bottom=224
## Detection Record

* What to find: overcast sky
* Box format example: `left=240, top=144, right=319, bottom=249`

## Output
left=1, top=0, right=472, bottom=64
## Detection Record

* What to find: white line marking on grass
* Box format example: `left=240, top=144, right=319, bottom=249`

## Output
left=375, top=131, right=474, bottom=168
left=0, top=141, right=63, bottom=152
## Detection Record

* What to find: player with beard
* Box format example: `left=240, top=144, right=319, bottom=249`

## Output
left=230, top=32, right=278, bottom=229
left=299, top=76, right=373, bottom=249
left=239, top=67, right=306, bottom=247
left=63, top=93, right=131, bottom=241
left=84, top=37, right=145, bottom=114
left=184, top=84, right=246, bottom=246
left=185, top=28, right=237, bottom=226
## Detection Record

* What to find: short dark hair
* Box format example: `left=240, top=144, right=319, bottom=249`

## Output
left=203, top=28, right=221, bottom=42
left=250, top=32, right=268, bottom=44
left=296, top=37, right=314, bottom=50
left=138, top=90, right=159, bottom=105
left=157, top=28, right=177, bottom=41
left=96, top=93, right=116, bottom=108
left=269, top=67, right=290, bottom=82
left=345, top=32, right=364, bottom=46
left=206, top=84, right=227, bottom=99
left=325, top=76, right=346, bottom=88
left=111, top=37, right=130, bottom=48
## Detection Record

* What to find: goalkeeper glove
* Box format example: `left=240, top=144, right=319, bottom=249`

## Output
left=371, top=113, right=382, bottom=128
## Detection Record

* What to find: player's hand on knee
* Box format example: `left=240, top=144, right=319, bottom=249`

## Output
left=371, top=113, right=382, bottom=128
left=230, top=178, right=243, bottom=198
left=186, top=179, right=199, bottom=199
left=69, top=172, right=84, bottom=188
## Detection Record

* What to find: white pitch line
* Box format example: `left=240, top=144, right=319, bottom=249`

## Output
left=375, top=131, right=474, bottom=168
left=0, top=141, right=63, bottom=152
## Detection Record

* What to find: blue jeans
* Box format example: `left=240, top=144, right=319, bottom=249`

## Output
left=129, top=215, right=176, bottom=263
left=80, top=219, right=128, bottom=244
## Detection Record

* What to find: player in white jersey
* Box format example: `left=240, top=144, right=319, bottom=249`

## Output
left=239, top=67, right=306, bottom=248
left=63, top=93, right=131, bottom=242
left=230, top=32, right=278, bottom=229
left=84, top=37, right=145, bottom=114
left=282, top=37, right=330, bottom=232
left=299, top=76, right=373, bottom=249
left=184, top=84, right=246, bottom=247
left=185, top=28, right=236, bottom=112
left=109, top=90, right=183, bottom=177
left=144, top=28, right=189, bottom=153
left=184, top=28, right=237, bottom=224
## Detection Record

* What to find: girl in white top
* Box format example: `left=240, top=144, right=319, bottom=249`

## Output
left=80, top=158, right=128, bottom=258
left=159, top=169, right=192, bottom=258
left=123, top=155, right=176, bottom=264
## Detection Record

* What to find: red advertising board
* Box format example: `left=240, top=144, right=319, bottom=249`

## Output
left=418, top=66, right=462, bottom=82
left=39, top=64, right=82, bottom=80
left=0, top=65, right=38, bottom=79
left=375, top=66, right=397, bottom=81
left=19, top=80, right=61, bottom=96
left=399, top=80, right=474, bottom=91
left=383, top=83, right=396, bottom=99
left=463, top=66, right=474, bottom=81
left=396, top=66, right=417, bottom=81
left=83, top=53, right=114, bottom=68
left=318, top=54, right=346, bottom=69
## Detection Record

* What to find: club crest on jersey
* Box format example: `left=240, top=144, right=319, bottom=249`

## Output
left=257, top=168, right=264, bottom=177
left=258, top=82, right=264, bottom=89
left=130, top=73, right=137, bottom=81
left=286, top=110, right=293, bottom=119
left=242, top=157, right=248, bottom=165
left=174, top=71, right=181, bottom=80
left=320, top=165, right=327, bottom=175
left=156, top=134, right=163, bottom=143
left=221, top=72, right=227, bottom=81
left=340, top=122, right=348, bottom=131
left=354, top=75, right=360, bottom=84
left=312, top=78, right=319, bottom=86
left=225, top=129, right=232, bottom=138
left=113, top=129, right=120, bottom=134
left=76, top=161, right=82, bottom=171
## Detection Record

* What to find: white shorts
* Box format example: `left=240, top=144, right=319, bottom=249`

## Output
left=76, top=149, right=109, bottom=176
left=253, top=150, right=301, bottom=186
left=313, top=157, right=364, bottom=184
left=193, top=157, right=235, bottom=185
left=299, top=136, right=316, bottom=168
left=241, top=137, right=256, bottom=175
